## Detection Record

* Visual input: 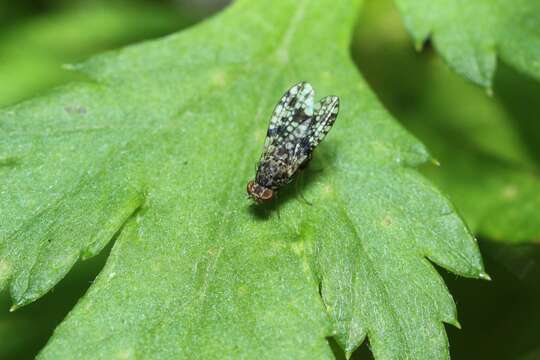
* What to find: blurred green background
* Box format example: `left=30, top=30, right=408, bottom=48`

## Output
left=350, top=1, right=540, bottom=359
left=0, top=0, right=228, bottom=107
left=1, top=0, right=539, bottom=359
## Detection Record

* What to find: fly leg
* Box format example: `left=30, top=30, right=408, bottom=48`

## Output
left=296, top=171, right=312, bottom=206
left=274, top=191, right=281, bottom=219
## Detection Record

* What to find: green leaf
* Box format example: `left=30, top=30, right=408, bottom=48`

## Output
left=0, top=4, right=199, bottom=356
left=1, top=0, right=486, bottom=358
left=0, top=252, right=107, bottom=359
left=353, top=0, right=540, bottom=243
left=414, top=66, right=540, bottom=243
left=393, top=0, right=540, bottom=88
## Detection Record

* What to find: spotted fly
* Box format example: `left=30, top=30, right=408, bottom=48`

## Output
left=247, top=82, right=339, bottom=203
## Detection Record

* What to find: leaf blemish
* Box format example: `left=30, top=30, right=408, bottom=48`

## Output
left=323, top=184, right=332, bottom=194
left=211, top=71, right=227, bottom=88
left=64, top=105, right=87, bottom=115
left=382, top=215, right=392, bottom=226
left=237, top=285, right=248, bottom=296
left=502, top=184, right=518, bottom=199
left=290, top=241, right=305, bottom=255
left=207, top=246, right=221, bottom=256
left=270, top=240, right=286, bottom=252
left=115, top=349, right=133, bottom=360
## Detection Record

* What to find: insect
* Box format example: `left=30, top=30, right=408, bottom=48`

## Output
left=247, top=81, right=339, bottom=203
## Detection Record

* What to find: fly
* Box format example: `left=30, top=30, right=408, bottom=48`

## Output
left=247, top=82, right=339, bottom=203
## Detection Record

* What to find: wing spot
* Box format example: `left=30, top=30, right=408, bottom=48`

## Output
left=115, top=349, right=133, bottom=360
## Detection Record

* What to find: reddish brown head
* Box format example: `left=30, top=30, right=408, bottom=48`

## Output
left=247, top=180, right=274, bottom=203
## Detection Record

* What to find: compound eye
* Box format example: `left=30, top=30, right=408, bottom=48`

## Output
left=246, top=180, right=255, bottom=195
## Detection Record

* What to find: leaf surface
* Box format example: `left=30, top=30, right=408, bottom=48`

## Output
left=394, top=0, right=540, bottom=88
left=0, top=0, right=486, bottom=358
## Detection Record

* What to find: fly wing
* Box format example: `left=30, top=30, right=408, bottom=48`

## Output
left=261, top=82, right=315, bottom=158
left=256, top=82, right=316, bottom=188
left=290, top=95, right=339, bottom=173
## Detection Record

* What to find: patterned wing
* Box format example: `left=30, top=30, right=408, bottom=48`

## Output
left=290, top=95, right=339, bottom=172
left=261, top=81, right=315, bottom=156
left=256, top=82, right=316, bottom=188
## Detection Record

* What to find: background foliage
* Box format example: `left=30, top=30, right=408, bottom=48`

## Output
left=0, top=0, right=539, bottom=359
left=351, top=2, right=540, bottom=358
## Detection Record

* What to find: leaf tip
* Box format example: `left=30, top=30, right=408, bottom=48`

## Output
left=478, top=272, right=492, bottom=281
left=414, top=39, right=424, bottom=52
left=80, top=250, right=93, bottom=261
left=12, top=291, right=40, bottom=310
left=430, top=157, right=441, bottom=167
